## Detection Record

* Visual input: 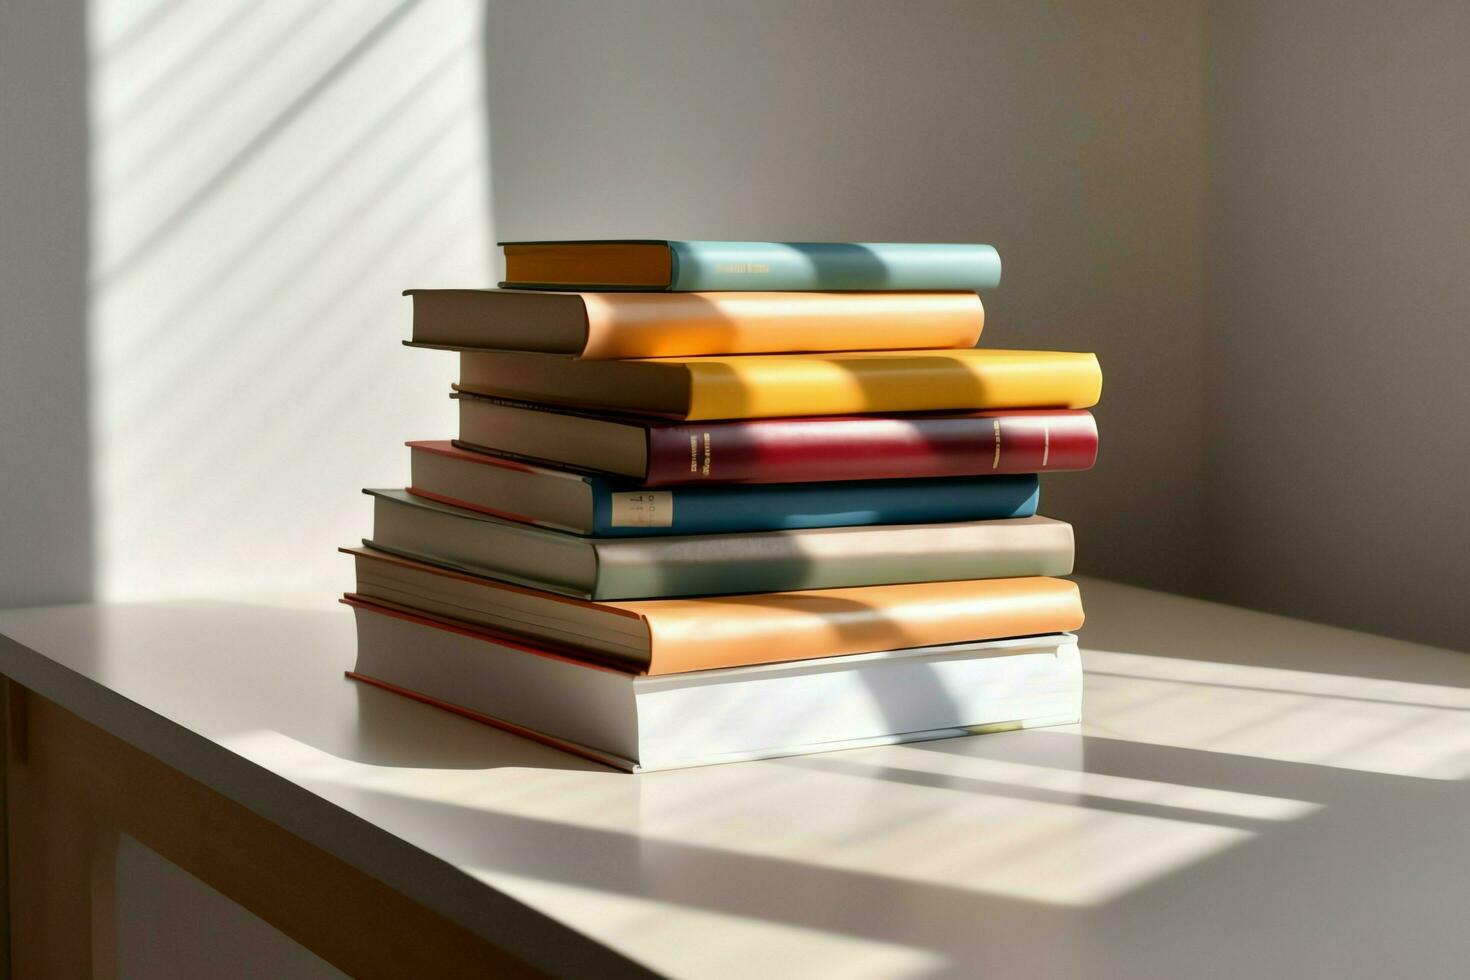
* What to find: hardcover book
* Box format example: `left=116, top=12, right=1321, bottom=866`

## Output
left=407, top=440, right=1040, bottom=536
left=345, top=546, right=1085, bottom=673
left=455, top=348, right=1103, bottom=420
left=347, top=597, right=1082, bottom=772
left=456, top=395, right=1100, bottom=485
left=363, top=488, right=1076, bottom=600
left=499, top=240, right=1002, bottom=292
left=405, top=289, right=984, bottom=358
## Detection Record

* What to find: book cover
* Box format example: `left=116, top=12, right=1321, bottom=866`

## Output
left=406, top=289, right=984, bottom=358
left=346, top=597, right=1082, bottom=772
left=456, top=348, right=1103, bottom=420
left=347, top=545, right=1085, bottom=673
left=499, top=240, right=1003, bottom=292
left=456, top=395, right=1100, bottom=485
left=365, top=488, right=1076, bottom=600
left=408, top=440, right=1040, bottom=537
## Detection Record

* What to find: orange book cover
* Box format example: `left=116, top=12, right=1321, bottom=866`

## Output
left=576, top=291, right=983, bottom=358
left=632, top=576, right=1083, bottom=673
left=406, top=288, right=983, bottom=358
left=345, top=547, right=1083, bottom=674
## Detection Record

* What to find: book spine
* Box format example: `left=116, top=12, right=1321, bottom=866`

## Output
left=644, top=412, right=1098, bottom=486
left=592, top=528, right=1076, bottom=600
left=587, top=475, right=1038, bottom=537
left=668, top=242, right=1002, bottom=291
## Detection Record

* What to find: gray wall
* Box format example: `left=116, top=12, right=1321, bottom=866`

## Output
left=0, top=0, right=93, bottom=606
left=485, top=0, right=1210, bottom=595
left=3, top=1, right=1465, bottom=649
left=1204, top=1, right=1470, bottom=649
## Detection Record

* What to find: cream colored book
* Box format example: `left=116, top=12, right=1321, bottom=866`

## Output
left=347, top=596, right=1082, bottom=772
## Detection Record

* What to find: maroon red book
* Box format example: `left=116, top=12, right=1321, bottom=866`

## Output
left=456, top=393, right=1098, bottom=487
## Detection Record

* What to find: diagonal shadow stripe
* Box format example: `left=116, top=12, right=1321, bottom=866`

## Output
left=96, top=0, right=425, bottom=288
left=777, top=753, right=1295, bottom=832
left=100, top=154, right=486, bottom=518
left=106, top=46, right=473, bottom=364
left=106, top=2, right=338, bottom=189
left=99, top=106, right=479, bottom=428
left=100, top=0, right=190, bottom=59
left=104, top=1, right=299, bottom=136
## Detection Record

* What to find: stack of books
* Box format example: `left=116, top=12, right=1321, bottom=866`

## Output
left=343, top=240, right=1103, bottom=771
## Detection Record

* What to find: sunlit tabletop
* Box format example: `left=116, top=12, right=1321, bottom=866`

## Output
left=2, top=577, right=1467, bottom=978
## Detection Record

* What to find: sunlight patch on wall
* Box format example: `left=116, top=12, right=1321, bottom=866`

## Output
left=87, top=0, right=492, bottom=599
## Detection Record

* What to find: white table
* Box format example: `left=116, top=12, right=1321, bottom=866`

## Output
left=2, top=577, right=1468, bottom=978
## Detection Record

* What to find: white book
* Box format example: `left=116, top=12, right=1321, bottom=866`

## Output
left=347, top=598, right=1082, bottom=772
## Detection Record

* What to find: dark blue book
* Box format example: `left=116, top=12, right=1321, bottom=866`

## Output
left=407, top=441, right=1039, bottom=537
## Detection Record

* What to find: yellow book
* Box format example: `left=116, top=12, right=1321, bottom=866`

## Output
left=456, top=348, right=1102, bottom=420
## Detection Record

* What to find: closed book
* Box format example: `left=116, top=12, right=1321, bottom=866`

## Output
left=407, top=440, right=1039, bottom=537
left=456, top=348, right=1103, bottom=421
left=457, top=394, right=1100, bottom=485
left=345, top=545, right=1085, bottom=673
left=363, top=488, right=1075, bottom=600
left=346, top=597, right=1082, bottom=772
left=500, top=240, right=1002, bottom=292
left=405, top=289, right=984, bottom=358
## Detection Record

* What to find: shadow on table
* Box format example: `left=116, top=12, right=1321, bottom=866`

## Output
left=345, top=679, right=611, bottom=772
left=196, top=581, right=1470, bottom=974
left=326, top=725, right=1470, bottom=977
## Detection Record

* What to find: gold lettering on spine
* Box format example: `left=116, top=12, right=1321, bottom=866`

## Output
left=702, top=433, right=711, bottom=475
left=1042, top=422, right=1050, bottom=467
left=689, top=435, right=699, bottom=473
left=611, top=491, right=673, bottom=527
left=992, top=420, right=1002, bottom=469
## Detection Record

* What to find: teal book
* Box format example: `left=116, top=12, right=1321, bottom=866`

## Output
left=407, top=440, right=1039, bottom=538
left=500, top=240, right=1002, bottom=292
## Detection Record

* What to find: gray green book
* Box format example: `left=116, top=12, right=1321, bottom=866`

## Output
left=364, top=488, right=1074, bottom=600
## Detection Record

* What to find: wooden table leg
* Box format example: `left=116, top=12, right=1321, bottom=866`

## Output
left=3, top=680, right=541, bottom=979
left=4, top=678, right=118, bottom=979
